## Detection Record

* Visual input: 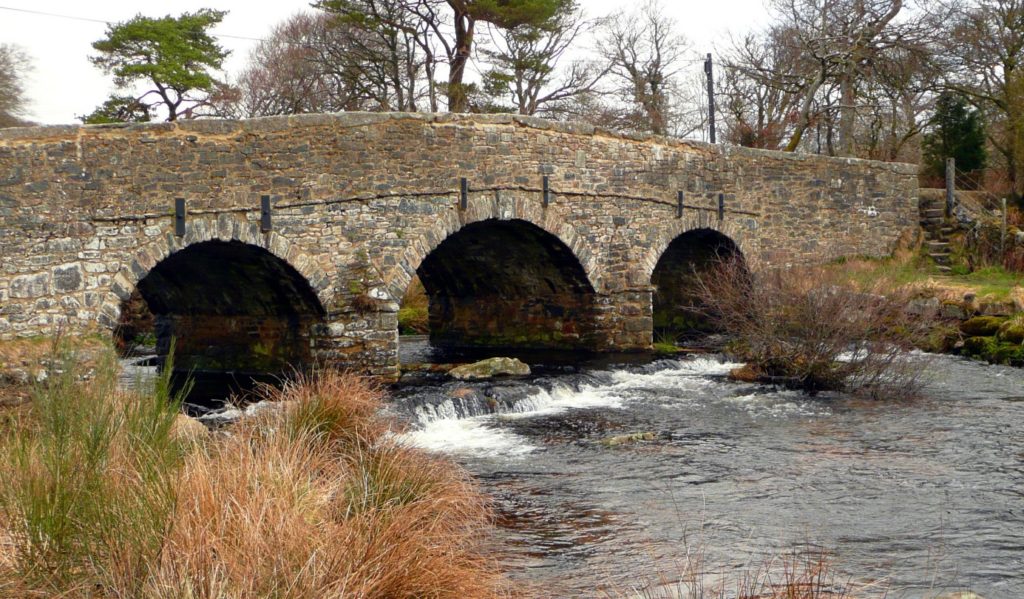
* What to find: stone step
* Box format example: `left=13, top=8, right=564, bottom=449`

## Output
left=930, top=252, right=952, bottom=265
left=920, top=208, right=945, bottom=218
left=927, top=241, right=950, bottom=249
left=934, top=264, right=953, bottom=273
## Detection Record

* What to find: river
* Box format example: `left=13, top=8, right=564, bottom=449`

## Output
left=390, top=339, right=1024, bottom=598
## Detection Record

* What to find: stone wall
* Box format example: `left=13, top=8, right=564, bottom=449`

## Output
left=0, top=112, right=919, bottom=377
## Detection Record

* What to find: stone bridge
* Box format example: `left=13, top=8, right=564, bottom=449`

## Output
left=0, top=112, right=919, bottom=380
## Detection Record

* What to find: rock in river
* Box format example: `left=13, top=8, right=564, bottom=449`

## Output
left=448, top=357, right=531, bottom=380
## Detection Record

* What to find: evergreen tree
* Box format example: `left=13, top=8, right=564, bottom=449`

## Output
left=923, top=92, right=987, bottom=188
left=85, top=10, right=229, bottom=122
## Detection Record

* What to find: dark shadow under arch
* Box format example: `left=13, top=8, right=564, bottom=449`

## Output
left=651, top=228, right=743, bottom=342
left=116, top=240, right=326, bottom=403
left=415, top=219, right=597, bottom=351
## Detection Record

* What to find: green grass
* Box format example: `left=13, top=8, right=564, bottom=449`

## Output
left=829, top=256, right=1023, bottom=300
left=2, top=343, right=186, bottom=593
left=398, top=306, right=429, bottom=335
left=955, top=266, right=1024, bottom=299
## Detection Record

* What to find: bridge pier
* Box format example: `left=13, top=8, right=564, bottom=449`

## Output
left=594, top=289, right=655, bottom=351
left=311, top=309, right=401, bottom=380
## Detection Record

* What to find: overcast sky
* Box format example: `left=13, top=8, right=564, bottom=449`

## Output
left=1, top=0, right=770, bottom=124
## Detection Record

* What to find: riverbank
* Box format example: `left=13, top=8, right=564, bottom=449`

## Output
left=823, top=256, right=1024, bottom=365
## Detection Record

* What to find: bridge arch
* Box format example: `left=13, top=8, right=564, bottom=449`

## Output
left=649, top=225, right=746, bottom=342
left=101, top=218, right=332, bottom=328
left=640, top=216, right=755, bottom=284
left=385, top=194, right=600, bottom=303
left=103, top=218, right=331, bottom=400
left=399, top=212, right=599, bottom=352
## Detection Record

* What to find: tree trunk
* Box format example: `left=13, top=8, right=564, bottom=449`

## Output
left=838, top=69, right=856, bottom=156
left=448, top=8, right=473, bottom=113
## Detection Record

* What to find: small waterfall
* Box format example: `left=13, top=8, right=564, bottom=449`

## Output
left=393, top=356, right=743, bottom=456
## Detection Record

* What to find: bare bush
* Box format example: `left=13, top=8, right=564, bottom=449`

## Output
left=693, top=257, right=933, bottom=398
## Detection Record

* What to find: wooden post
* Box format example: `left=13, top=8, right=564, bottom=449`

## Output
left=1002, top=197, right=1008, bottom=256
left=945, top=157, right=955, bottom=218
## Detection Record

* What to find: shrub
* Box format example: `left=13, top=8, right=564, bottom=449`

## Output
left=693, top=258, right=933, bottom=398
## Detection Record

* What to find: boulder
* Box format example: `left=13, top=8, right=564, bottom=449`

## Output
left=198, top=407, right=244, bottom=427
left=904, top=296, right=940, bottom=316
left=960, top=316, right=1004, bottom=337
left=448, top=357, right=531, bottom=380
left=979, top=300, right=1014, bottom=317
left=939, top=301, right=967, bottom=320
left=171, top=414, right=209, bottom=444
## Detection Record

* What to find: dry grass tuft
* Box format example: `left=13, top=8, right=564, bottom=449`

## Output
left=619, top=546, right=884, bottom=599
left=0, top=353, right=504, bottom=598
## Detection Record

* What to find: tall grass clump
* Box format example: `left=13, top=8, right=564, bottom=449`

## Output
left=0, top=341, right=185, bottom=596
left=695, top=257, right=934, bottom=398
left=0, top=349, right=504, bottom=598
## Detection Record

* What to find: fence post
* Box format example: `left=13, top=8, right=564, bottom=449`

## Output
left=1002, top=197, right=1008, bottom=256
left=945, top=157, right=955, bottom=218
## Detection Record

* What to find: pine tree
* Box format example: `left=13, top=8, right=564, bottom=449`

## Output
left=923, top=92, right=987, bottom=189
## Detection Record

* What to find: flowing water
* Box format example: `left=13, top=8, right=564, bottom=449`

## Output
left=391, top=339, right=1024, bottom=598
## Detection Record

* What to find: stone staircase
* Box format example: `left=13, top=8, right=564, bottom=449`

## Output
left=919, top=195, right=957, bottom=272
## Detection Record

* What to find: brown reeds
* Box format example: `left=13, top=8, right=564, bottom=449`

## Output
left=0, top=348, right=504, bottom=598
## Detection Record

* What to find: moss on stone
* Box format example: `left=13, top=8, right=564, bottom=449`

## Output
left=997, top=318, right=1024, bottom=344
left=960, top=316, right=1005, bottom=337
left=918, top=323, right=962, bottom=353
left=961, top=335, right=1024, bottom=365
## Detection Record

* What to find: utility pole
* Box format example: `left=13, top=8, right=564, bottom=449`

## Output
left=704, top=53, right=716, bottom=144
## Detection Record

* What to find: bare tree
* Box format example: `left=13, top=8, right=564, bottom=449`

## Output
left=941, top=0, right=1024, bottom=195
left=228, top=14, right=338, bottom=117
left=598, top=0, right=690, bottom=135
left=721, top=30, right=803, bottom=149
left=480, top=2, right=607, bottom=117
left=855, top=44, right=936, bottom=161
left=0, top=44, right=31, bottom=128
left=227, top=6, right=439, bottom=117
left=728, top=0, right=935, bottom=156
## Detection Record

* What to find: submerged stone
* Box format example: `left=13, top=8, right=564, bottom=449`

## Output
left=448, top=357, right=531, bottom=380
left=600, top=431, right=657, bottom=447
